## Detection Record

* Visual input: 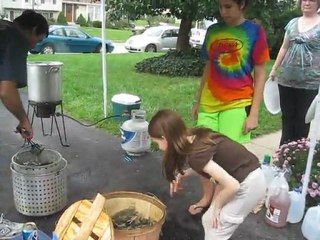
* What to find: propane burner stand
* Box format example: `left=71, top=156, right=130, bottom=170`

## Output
left=27, top=100, right=69, bottom=147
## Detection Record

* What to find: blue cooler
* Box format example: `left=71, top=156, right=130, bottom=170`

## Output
left=111, top=93, right=141, bottom=121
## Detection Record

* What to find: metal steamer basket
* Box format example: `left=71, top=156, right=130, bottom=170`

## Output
left=10, top=149, right=67, bottom=216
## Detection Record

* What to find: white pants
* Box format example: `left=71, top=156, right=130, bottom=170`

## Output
left=202, top=168, right=267, bottom=240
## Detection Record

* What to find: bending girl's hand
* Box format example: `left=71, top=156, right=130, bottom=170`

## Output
left=243, top=115, right=258, bottom=134
left=212, top=208, right=221, bottom=229
left=169, top=172, right=185, bottom=197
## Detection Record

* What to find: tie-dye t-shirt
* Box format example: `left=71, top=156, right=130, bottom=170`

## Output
left=200, top=20, right=270, bottom=112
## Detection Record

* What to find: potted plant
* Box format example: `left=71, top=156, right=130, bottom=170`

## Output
left=273, top=138, right=320, bottom=208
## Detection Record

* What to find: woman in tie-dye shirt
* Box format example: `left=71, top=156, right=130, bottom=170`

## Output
left=192, top=0, right=270, bottom=145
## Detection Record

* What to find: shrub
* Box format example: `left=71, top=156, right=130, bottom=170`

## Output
left=92, top=20, right=102, bottom=28
left=273, top=138, right=320, bottom=208
left=135, top=48, right=205, bottom=77
left=57, top=12, right=67, bottom=25
left=76, top=14, right=87, bottom=27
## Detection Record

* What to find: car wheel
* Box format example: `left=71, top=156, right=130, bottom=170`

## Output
left=145, top=44, right=157, bottom=52
left=41, top=44, right=55, bottom=54
left=95, top=44, right=102, bottom=53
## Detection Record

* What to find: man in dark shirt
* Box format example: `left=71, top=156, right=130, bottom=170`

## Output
left=0, top=10, right=48, bottom=139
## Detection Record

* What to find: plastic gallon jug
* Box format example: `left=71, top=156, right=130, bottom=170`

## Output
left=301, top=205, right=320, bottom=240
left=286, top=188, right=305, bottom=223
left=120, top=110, right=151, bottom=156
left=265, top=172, right=289, bottom=208
left=265, top=188, right=291, bottom=228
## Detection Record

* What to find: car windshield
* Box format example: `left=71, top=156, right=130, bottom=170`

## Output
left=143, top=27, right=163, bottom=37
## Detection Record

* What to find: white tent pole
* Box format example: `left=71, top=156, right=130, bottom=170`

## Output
left=101, top=0, right=107, bottom=117
left=302, top=85, right=320, bottom=196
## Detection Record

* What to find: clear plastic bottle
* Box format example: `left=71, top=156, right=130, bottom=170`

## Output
left=261, top=154, right=275, bottom=187
left=301, top=204, right=320, bottom=240
left=286, top=188, right=305, bottom=223
left=265, top=188, right=291, bottom=228
left=265, top=172, right=289, bottom=208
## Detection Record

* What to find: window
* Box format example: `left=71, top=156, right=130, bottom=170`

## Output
left=41, top=0, right=45, bottom=3
left=9, top=11, right=14, bottom=20
left=172, top=29, right=179, bottom=37
left=52, top=29, right=65, bottom=36
left=49, top=13, right=53, bottom=19
left=53, top=0, right=56, bottom=4
left=25, top=0, right=28, bottom=2
left=66, top=29, right=87, bottom=38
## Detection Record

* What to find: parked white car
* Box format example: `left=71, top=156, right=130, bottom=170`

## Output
left=189, top=19, right=216, bottom=48
left=125, top=25, right=179, bottom=52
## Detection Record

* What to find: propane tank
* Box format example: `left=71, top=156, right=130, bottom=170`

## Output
left=120, top=109, right=151, bottom=156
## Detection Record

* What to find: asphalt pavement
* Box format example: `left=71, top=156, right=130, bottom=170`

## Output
left=0, top=91, right=305, bottom=240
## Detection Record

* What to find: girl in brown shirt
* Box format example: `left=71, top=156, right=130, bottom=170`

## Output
left=148, top=109, right=266, bottom=239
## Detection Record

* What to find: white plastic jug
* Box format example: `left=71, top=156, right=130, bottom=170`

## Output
left=302, top=205, right=320, bottom=240
left=265, top=172, right=289, bottom=208
left=287, top=188, right=305, bottom=223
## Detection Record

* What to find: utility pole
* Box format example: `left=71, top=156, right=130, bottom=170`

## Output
left=32, top=0, right=35, bottom=10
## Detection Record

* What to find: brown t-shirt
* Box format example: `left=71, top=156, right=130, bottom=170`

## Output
left=186, top=134, right=260, bottom=183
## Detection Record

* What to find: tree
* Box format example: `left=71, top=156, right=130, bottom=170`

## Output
left=107, top=0, right=218, bottom=52
left=107, top=0, right=298, bottom=53
left=57, top=12, right=68, bottom=25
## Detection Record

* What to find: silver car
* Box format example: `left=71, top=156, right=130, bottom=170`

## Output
left=125, top=25, right=179, bottom=52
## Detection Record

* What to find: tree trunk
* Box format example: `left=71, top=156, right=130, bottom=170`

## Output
left=176, top=15, right=193, bottom=52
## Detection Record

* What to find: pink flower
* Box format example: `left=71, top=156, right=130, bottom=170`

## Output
left=288, top=141, right=297, bottom=146
left=312, top=182, right=319, bottom=189
left=287, top=157, right=292, bottom=161
left=309, top=190, right=317, bottom=198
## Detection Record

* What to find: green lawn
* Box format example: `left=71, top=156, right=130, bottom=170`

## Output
left=27, top=53, right=281, bottom=138
left=81, top=27, right=132, bottom=42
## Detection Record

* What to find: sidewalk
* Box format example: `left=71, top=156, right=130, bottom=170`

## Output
left=245, top=131, right=281, bottom=161
left=0, top=92, right=304, bottom=240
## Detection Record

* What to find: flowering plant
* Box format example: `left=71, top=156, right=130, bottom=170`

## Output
left=273, top=138, right=320, bottom=208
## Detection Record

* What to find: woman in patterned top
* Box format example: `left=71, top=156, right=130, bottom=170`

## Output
left=192, top=0, right=270, bottom=144
left=270, top=0, right=320, bottom=145
left=149, top=109, right=266, bottom=240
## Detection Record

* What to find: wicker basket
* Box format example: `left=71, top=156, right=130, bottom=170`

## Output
left=11, top=158, right=67, bottom=216
left=55, top=193, right=114, bottom=240
left=103, top=191, right=167, bottom=240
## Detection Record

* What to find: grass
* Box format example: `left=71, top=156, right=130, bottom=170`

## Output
left=81, top=27, right=132, bottom=42
left=27, top=53, right=281, bottom=138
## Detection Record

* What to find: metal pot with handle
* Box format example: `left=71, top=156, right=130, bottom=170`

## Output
left=27, top=61, right=63, bottom=103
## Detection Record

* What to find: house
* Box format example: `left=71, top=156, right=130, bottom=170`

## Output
left=0, top=0, right=103, bottom=23
left=62, top=0, right=102, bottom=22
left=0, top=0, right=63, bottom=21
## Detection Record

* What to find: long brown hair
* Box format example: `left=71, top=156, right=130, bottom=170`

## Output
left=148, top=109, right=219, bottom=182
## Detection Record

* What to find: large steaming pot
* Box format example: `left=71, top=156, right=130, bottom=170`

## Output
left=27, top=61, right=63, bottom=103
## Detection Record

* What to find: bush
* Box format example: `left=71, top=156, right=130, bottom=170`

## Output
left=267, top=9, right=300, bottom=59
left=92, top=20, right=102, bottom=28
left=57, top=12, right=67, bottom=25
left=76, top=14, right=87, bottom=27
left=146, top=15, right=176, bottom=26
left=135, top=49, right=205, bottom=77
left=106, top=19, right=133, bottom=29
